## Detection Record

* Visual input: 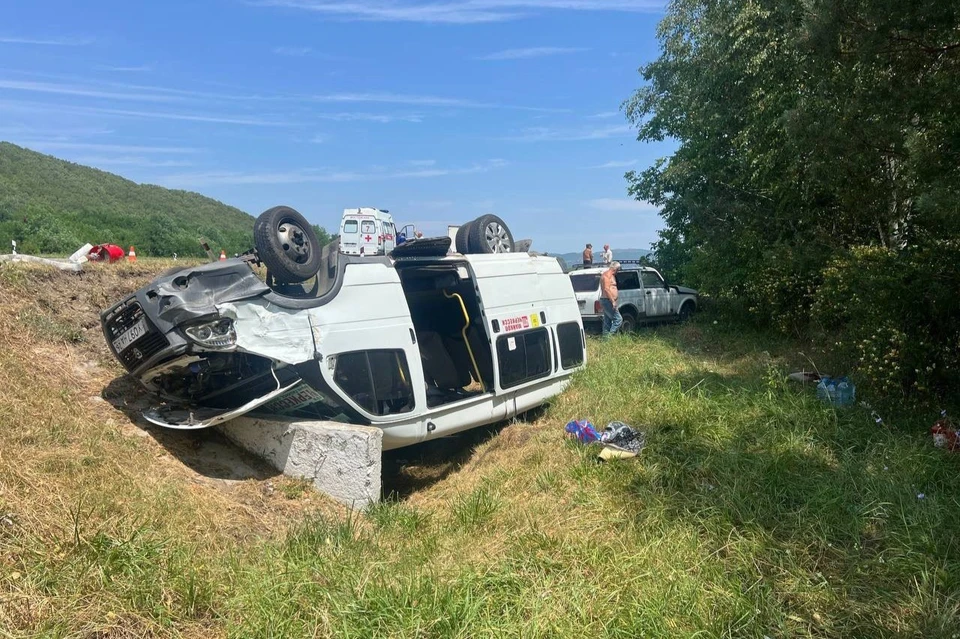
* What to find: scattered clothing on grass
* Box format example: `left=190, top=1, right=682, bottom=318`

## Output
left=599, top=421, right=646, bottom=456
left=565, top=419, right=600, bottom=443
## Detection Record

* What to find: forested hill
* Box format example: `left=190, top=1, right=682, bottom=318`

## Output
left=0, top=142, right=255, bottom=257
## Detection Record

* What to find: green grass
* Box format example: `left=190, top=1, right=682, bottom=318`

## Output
left=3, top=310, right=959, bottom=637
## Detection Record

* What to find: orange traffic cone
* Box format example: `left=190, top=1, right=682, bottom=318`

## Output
left=219, top=249, right=227, bottom=261
left=127, top=246, right=137, bottom=262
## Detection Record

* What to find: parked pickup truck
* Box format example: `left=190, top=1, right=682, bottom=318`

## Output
left=568, top=262, right=698, bottom=332
left=101, top=206, right=585, bottom=450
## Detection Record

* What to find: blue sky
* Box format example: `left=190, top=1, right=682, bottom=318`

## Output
left=1, top=0, right=672, bottom=253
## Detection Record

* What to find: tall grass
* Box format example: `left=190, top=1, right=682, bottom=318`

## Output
left=1, top=262, right=959, bottom=637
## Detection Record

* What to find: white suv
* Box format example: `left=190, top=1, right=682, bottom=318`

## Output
left=568, top=262, right=698, bottom=332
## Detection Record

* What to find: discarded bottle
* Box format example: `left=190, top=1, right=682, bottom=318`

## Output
left=816, top=376, right=856, bottom=407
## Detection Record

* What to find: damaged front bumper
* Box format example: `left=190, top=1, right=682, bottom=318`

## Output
left=101, top=260, right=349, bottom=428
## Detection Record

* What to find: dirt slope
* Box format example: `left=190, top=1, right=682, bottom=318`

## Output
left=0, top=260, right=338, bottom=548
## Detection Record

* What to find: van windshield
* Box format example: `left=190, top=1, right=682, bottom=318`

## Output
left=569, top=273, right=601, bottom=292
left=343, top=220, right=358, bottom=233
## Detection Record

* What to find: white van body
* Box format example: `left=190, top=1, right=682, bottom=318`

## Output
left=339, top=208, right=397, bottom=256
left=112, top=247, right=587, bottom=450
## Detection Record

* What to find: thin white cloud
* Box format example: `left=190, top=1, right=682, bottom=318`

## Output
left=95, top=65, right=153, bottom=72
left=309, top=92, right=482, bottom=107
left=505, top=124, right=633, bottom=141
left=0, top=74, right=562, bottom=113
left=0, top=99, right=297, bottom=127
left=588, top=159, right=637, bottom=169
left=476, top=46, right=588, bottom=61
left=274, top=46, right=312, bottom=56
left=585, top=198, right=659, bottom=213
left=0, top=79, right=181, bottom=103
left=316, top=112, right=422, bottom=123
left=0, top=35, right=93, bottom=46
left=72, top=156, right=194, bottom=168
left=588, top=110, right=619, bottom=119
left=16, top=142, right=202, bottom=154
left=408, top=160, right=436, bottom=167
left=254, top=0, right=664, bottom=24
left=310, top=134, right=327, bottom=143
left=159, top=159, right=508, bottom=187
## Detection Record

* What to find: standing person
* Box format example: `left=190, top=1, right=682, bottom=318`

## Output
left=600, top=261, right=623, bottom=337
left=602, top=244, right=613, bottom=265
left=582, top=243, right=593, bottom=265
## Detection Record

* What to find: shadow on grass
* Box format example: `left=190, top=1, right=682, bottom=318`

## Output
left=101, top=375, right=278, bottom=483
left=381, top=422, right=509, bottom=500
left=102, top=373, right=518, bottom=499
left=577, top=326, right=960, bottom=635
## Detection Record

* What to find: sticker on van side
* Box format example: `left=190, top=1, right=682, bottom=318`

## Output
left=501, top=313, right=542, bottom=332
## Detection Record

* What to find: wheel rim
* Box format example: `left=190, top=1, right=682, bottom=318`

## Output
left=483, top=222, right=511, bottom=253
left=277, top=220, right=311, bottom=264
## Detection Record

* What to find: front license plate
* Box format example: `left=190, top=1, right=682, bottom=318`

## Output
left=113, top=318, right=148, bottom=353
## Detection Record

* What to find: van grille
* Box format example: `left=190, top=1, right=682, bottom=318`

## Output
left=103, top=299, right=169, bottom=371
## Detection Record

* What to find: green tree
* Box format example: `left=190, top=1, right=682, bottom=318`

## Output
left=627, top=0, right=960, bottom=398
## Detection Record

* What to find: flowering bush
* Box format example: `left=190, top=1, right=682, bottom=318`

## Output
left=811, top=242, right=960, bottom=400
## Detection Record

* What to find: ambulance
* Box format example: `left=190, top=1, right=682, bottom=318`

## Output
left=338, top=208, right=397, bottom=256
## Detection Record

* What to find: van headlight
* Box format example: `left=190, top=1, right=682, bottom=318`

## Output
left=184, top=318, right=237, bottom=350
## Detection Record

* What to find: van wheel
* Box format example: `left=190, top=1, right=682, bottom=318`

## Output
left=455, top=221, right=474, bottom=254
left=619, top=310, right=637, bottom=333
left=254, top=206, right=322, bottom=283
left=468, top=215, right=515, bottom=254
left=678, top=303, right=695, bottom=323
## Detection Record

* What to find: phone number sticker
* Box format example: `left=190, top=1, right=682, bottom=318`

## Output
left=501, top=313, right=541, bottom=332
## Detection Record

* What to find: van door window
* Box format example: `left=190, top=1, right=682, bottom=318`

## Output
left=556, top=322, right=585, bottom=369
left=333, top=350, right=415, bottom=415
left=496, top=328, right=551, bottom=389
left=343, top=220, right=358, bottom=233
left=361, top=221, right=376, bottom=234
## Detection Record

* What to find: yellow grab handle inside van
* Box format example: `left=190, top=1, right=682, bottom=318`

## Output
left=443, top=290, right=485, bottom=391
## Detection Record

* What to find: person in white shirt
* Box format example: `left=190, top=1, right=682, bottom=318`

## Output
left=602, top=244, right=613, bottom=264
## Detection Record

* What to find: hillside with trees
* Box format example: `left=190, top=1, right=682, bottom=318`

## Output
left=628, top=0, right=959, bottom=402
left=0, top=142, right=258, bottom=257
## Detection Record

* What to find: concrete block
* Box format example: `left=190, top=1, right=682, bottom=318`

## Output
left=218, top=417, right=382, bottom=509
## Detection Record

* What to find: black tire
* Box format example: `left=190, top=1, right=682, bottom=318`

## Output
left=254, top=206, right=322, bottom=283
left=619, top=310, right=637, bottom=333
left=455, top=221, right=474, bottom=254
left=390, top=236, right=452, bottom=258
left=678, top=302, right=695, bottom=323
left=467, top=214, right=514, bottom=254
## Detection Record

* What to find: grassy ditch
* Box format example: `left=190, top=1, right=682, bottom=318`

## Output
left=1, top=261, right=957, bottom=637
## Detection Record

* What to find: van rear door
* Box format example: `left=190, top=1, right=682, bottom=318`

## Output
left=340, top=216, right=362, bottom=255
left=358, top=218, right=380, bottom=255
left=466, top=254, right=554, bottom=393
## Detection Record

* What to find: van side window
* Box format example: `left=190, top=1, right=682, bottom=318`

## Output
left=640, top=271, right=664, bottom=288
left=496, top=328, right=551, bottom=389
left=556, top=322, right=584, bottom=369
left=333, top=350, right=415, bottom=416
left=343, top=220, right=358, bottom=233
left=361, top=221, right=376, bottom=234
left=616, top=271, right=640, bottom=290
